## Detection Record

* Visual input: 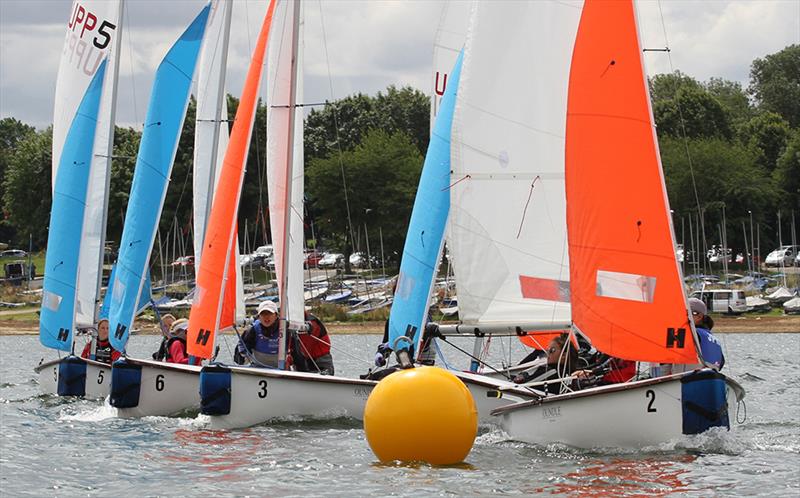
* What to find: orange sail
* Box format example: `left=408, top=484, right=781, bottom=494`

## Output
left=564, top=0, right=698, bottom=364
left=188, top=0, right=277, bottom=359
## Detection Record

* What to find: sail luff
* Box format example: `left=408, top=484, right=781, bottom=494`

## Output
left=430, top=1, right=470, bottom=133
left=40, top=61, right=108, bottom=351
left=564, top=0, right=698, bottom=364
left=108, top=4, right=211, bottom=352
left=187, top=0, right=277, bottom=360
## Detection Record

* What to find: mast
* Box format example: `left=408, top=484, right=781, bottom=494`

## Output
left=277, top=0, right=302, bottom=369
left=92, top=0, right=124, bottom=326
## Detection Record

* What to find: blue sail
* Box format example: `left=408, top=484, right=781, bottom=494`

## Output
left=109, top=4, right=210, bottom=352
left=387, top=51, right=464, bottom=356
left=39, top=60, right=108, bottom=351
left=99, top=264, right=152, bottom=319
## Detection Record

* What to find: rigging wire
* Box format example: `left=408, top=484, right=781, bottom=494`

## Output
left=317, top=0, right=357, bottom=252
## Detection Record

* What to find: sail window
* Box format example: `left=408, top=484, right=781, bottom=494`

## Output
left=596, top=270, right=656, bottom=303
left=396, top=271, right=416, bottom=300
left=42, top=290, right=63, bottom=312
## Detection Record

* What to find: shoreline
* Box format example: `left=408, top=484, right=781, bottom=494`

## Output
left=2, top=315, right=798, bottom=336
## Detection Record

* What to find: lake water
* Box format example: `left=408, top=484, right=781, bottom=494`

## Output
left=1, top=333, right=798, bottom=497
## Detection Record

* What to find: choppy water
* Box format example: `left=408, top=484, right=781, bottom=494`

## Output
left=1, top=333, right=798, bottom=497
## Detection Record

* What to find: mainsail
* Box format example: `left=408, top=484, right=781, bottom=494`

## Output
left=190, top=0, right=245, bottom=329
left=448, top=1, right=578, bottom=330
left=564, top=0, right=698, bottom=364
left=40, top=61, right=108, bottom=351
left=187, top=0, right=277, bottom=360
left=430, top=1, right=470, bottom=131
left=109, top=4, right=211, bottom=352
left=388, top=51, right=463, bottom=357
left=52, top=0, right=123, bottom=329
left=267, top=0, right=305, bottom=367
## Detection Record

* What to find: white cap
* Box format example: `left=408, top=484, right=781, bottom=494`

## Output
left=688, top=297, right=707, bottom=316
left=257, top=300, right=278, bottom=316
left=169, top=318, right=189, bottom=335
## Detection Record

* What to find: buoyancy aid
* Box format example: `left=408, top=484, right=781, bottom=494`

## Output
left=696, top=326, right=725, bottom=370
left=601, top=358, right=636, bottom=383
left=165, top=337, right=187, bottom=363
left=296, top=313, right=331, bottom=360
left=94, top=340, right=114, bottom=364
left=252, top=320, right=280, bottom=367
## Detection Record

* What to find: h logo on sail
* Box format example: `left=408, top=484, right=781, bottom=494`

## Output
left=196, top=328, right=211, bottom=346
left=57, top=328, right=70, bottom=342
left=666, top=328, right=686, bottom=348
left=114, top=323, right=127, bottom=340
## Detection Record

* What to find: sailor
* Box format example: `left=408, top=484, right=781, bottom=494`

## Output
left=291, top=311, right=335, bottom=375
left=688, top=297, right=725, bottom=370
left=511, top=333, right=579, bottom=393
left=164, top=318, right=190, bottom=364
left=235, top=300, right=281, bottom=368
left=152, top=313, right=177, bottom=361
left=573, top=354, right=637, bottom=386
left=81, top=318, right=121, bottom=364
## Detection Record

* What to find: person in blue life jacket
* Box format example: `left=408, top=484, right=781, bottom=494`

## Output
left=688, top=297, right=725, bottom=370
left=234, top=300, right=281, bottom=368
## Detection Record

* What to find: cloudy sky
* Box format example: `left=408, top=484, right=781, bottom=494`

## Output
left=1, top=0, right=798, bottom=130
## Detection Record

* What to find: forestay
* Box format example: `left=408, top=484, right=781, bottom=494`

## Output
left=52, top=0, right=123, bottom=328
left=40, top=61, right=107, bottom=351
left=188, top=0, right=277, bottom=360
left=564, top=0, right=698, bottom=364
left=448, top=1, right=580, bottom=329
left=109, top=5, right=210, bottom=352
left=267, top=0, right=305, bottom=336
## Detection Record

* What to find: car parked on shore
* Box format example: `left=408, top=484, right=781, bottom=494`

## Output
left=765, top=245, right=799, bottom=267
left=0, top=249, right=27, bottom=258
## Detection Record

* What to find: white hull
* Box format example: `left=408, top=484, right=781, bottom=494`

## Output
left=203, top=365, right=539, bottom=430
left=205, top=366, right=376, bottom=430
left=34, top=357, right=112, bottom=399
left=493, top=370, right=745, bottom=448
left=111, top=357, right=202, bottom=418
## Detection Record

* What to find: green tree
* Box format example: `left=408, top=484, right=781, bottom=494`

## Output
left=659, top=136, right=781, bottom=252
left=705, top=77, right=753, bottom=128
left=740, top=111, right=791, bottom=173
left=304, top=85, right=430, bottom=163
left=0, top=117, right=35, bottom=243
left=307, top=129, right=423, bottom=264
left=107, top=126, right=141, bottom=243
left=653, top=85, right=732, bottom=140
left=748, top=44, right=800, bottom=127
left=774, top=130, right=800, bottom=211
left=2, top=127, right=53, bottom=247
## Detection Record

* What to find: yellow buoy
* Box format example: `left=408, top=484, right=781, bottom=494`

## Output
left=363, top=366, right=478, bottom=465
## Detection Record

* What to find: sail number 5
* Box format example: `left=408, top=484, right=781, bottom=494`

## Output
left=645, top=389, right=657, bottom=412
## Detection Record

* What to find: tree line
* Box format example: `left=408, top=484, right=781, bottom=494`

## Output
left=1, top=45, right=797, bottom=268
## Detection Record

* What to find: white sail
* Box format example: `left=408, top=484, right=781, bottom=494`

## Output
left=191, top=0, right=245, bottom=325
left=52, top=0, right=123, bottom=327
left=431, top=1, right=471, bottom=131
left=448, top=1, right=582, bottom=327
left=267, top=0, right=305, bottom=330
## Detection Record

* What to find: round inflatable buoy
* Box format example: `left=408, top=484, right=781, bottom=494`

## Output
left=363, top=366, right=477, bottom=465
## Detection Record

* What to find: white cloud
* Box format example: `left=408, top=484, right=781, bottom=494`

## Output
left=1, top=0, right=798, bottom=129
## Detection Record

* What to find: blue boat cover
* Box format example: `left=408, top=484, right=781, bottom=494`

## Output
left=39, top=61, right=108, bottom=351
left=387, top=51, right=463, bottom=356
left=109, top=4, right=210, bottom=352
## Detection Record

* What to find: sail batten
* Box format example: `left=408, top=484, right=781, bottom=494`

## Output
left=109, top=5, right=211, bottom=352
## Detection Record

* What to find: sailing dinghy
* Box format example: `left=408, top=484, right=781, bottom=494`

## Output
left=35, top=0, right=123, bottom=398
left=107, top=3, right=212, bottom=417
left=480, top=0, right=746, bottom=448
left=197, top=0, right=377, bottom=430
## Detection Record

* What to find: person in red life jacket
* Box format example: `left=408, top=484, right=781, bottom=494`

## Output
left=290, top=311, right=335, bottom=375
left=152, top=313, right=177, bottom=360
left=235, top=300, right=281, bottom=368
left=165, top=318, right=190, bottom=364
left=574, top=354, right=636, bottom=386
left=81, top=318, right=121, bottom=364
